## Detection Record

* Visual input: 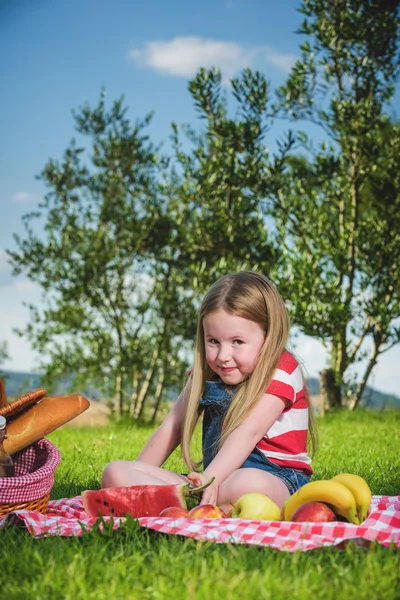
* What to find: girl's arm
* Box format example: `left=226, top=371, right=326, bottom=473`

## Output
left=188, top=393, right=287, bottom=503
left=136, top=380, right=191, bottom=467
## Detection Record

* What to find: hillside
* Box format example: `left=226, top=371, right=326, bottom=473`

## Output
left=0, top=371, right=104, bottom=401
left=0, top=370, right=399, bottom=409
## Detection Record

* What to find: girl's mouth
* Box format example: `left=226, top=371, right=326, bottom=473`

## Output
left=220, top=367, right=236, bottom=373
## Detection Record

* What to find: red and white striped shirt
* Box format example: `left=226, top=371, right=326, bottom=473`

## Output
left=256, top=351, right=313, bottom=475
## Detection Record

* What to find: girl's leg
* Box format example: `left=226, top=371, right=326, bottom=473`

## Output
left=101, top=459, right=189, bottom=488
left=217, top=468, right=291, bottom=508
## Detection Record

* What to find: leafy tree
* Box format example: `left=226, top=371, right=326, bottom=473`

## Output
left=266, top=0, right=400, bottom=408
left=169, top=68, right=276, bottom=291
left=8, top=1, right=400, bottom=417
left=130, top=65, right=283, bottom=417
left=7, top=93, right=191, bottom=416
left=130, top=67, right=282, bottom=421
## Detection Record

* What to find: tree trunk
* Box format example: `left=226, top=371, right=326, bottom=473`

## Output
left=134, top=345, right=159, bottom=420
left=151, top=367, right=166, bottom=423
left=115, top=374, right=124, bottom=416
left=347, top=337, right=381, bottom=411
left=319, top=368, right=341, bottom=410
left=131, top=371, right=140, bottom=416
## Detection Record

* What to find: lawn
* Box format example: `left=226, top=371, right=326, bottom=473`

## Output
left=1, top=410, right=399, bottom=600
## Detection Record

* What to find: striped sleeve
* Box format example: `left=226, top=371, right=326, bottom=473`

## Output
left=265, top=351, right=304, bottom=406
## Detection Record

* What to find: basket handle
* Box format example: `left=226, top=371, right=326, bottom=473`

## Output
left=0, top=388, right=47, bottom=418
left=0, top=378, right=6, bottom=409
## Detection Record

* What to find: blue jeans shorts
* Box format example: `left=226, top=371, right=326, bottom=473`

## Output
left=240, top=450, right=311, bottom=496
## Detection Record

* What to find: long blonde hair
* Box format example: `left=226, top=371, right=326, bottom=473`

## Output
left=180, top=271, right=317, bottom=471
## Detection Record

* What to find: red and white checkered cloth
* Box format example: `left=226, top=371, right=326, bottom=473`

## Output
left=0, top=494, right=399, bottom=551
left=0, top=440, right=61, bottom=504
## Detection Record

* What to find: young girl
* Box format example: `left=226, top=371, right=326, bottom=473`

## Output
left=101, top=271, right=317, bottom=509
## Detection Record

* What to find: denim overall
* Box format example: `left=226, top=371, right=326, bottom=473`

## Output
left=199, top=379, right=311, bottom=495
left=200, top=380, right=237, bottom=469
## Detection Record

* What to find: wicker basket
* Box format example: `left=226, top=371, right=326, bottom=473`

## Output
left=0, top=438, right=61, bottom=516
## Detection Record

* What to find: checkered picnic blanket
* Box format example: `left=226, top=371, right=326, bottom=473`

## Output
left=0, top=494, right=399, bottom=552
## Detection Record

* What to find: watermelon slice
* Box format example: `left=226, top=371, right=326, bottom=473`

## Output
left=82, top=478, right=214, bottom=519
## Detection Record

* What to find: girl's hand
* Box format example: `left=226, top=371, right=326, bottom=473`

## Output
left=187, top=472, right=219, bottom=505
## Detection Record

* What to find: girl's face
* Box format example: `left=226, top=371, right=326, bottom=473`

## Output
left=203, top=308, right=265, bottom=385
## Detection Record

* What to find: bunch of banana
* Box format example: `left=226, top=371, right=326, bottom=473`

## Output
left=331, top=473, right=372, bottom=523
left=283, top=474, right=372, bottom=524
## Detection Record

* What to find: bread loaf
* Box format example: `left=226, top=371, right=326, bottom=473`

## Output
left=4, top=394, right=90, bottom=455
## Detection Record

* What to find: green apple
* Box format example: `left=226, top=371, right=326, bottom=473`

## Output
left=232, top=493, right=281, bottom=520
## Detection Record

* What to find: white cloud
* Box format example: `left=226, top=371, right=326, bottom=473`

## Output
left=264, top=51, right=298, bottom=73
left=0, top=249, right=8, bottom=272
left=130, top=36, right=297, bottom=80
left=11, top=192, right=32, bottom=203
left=0, top=279, right=41, bottom=305
left=0, top=332, right=40, bottom=373
left=0, top=278, right=43, bottom=371
left=9, top=280, right=38, bottom=293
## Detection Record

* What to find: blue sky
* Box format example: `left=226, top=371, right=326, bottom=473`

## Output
left=0, top=0, right=399, bottom=396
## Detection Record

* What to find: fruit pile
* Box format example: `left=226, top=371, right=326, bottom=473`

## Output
left=158, top=492, right=282, bottom=520
left=82, top=473, right=372, bottom=524
left=283, top=474, right=372, bottom=524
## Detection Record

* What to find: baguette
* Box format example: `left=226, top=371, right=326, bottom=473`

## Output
left=4, top=394, right=90, bottom=455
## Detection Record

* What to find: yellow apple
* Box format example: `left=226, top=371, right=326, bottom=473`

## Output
left=232, top=493, right=281, bottom=520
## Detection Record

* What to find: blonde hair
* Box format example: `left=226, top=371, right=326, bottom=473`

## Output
left=180, top=271, right=317, bottom=471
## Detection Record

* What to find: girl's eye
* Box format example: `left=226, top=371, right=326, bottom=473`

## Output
left=208, top=339, right=219, bottom=345
left=233, top=339, right=244, bottom=345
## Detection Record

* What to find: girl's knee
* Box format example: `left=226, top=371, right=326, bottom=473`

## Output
left=101, top=459, right=187, bottom=488
left=101, top=460, right=134, bottom=488
left=218, top=468, right=290, bottom=507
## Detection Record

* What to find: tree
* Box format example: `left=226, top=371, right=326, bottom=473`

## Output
left=266, top=0, right=400, bottom=408
left=169, top=68, right=276, bottom=292
left=8, top=1, right=400, bottom=415
left=131, top=68, right=281, bottom=418
left=7, top=73, right=281, bottom=420
left=7, top=93, right=191, bottom=416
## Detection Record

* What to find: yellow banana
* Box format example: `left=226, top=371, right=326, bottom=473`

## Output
left=331, top=473, right=372, bottom=523
left=283, top=480, right=359, bottom=524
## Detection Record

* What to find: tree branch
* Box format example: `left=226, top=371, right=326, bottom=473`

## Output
left=347, top=317, right=372, bottom=366
left=347, top=332, right=382, bottom=411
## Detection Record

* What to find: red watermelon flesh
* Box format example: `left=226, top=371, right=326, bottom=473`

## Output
left=81, top=478, right=214, bottom=519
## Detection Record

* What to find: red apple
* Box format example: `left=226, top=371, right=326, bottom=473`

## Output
left=188, top=504, right=225, bottom=518
left=292, top=502, right=336, bottom=522
left=159, top=507, right=189, bottom=518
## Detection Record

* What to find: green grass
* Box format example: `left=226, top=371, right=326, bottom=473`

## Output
left=1, top=410, right=399, bottom=600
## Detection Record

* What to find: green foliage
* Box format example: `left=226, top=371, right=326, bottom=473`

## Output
left=7, top=93, right=193, bottom=417
left=169, top=67, right=276, bottom=290
left=5, top=1, right=400, bottom=415
left=269, top=0, right=400, bottom=407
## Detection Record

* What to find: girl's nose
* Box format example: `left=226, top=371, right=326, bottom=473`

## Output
left=218, top=345, right=231, bottom=364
